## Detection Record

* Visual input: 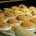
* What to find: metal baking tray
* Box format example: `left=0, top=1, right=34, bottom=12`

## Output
left=0, top=1, right=36, bottom=36
left=0, top=1, right=36, bottom=31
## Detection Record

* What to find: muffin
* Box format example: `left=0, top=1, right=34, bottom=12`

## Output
left=16, top=15, right=28, bottom=21
left=14, top=10, right=24, bottom=16
left=10, top=6, right=19, bottom=10
left=7, top=19, right=21, bottom=26
left=19, top=7, right=31, bottom=16
left=0, top=13, right=6, bottom=21
left=31, top=10, right=36, bottom=15
left=18, top=4, right=27, bottom=12
left=0, top=21, right=11, bottom=30
left=30, top=18, right=36, bottom=23
left=18, top=4, right=27, bottom=8
left=26, top=14, right=32, bottom=18
left=21, top=20, right=34, bottom=28
left=29, top=6, right=35, bottom=11
left=30, top=18, right=36, bottom=29
left=5, top=12, right=17, bottom=19
left=3, top=8, right=12, bottom=13
left=23, top=8, right=31, bottom=16
left=31, top=15, right=36, bottom=19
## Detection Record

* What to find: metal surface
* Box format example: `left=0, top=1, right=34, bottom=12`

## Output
left=0, top=30, right=15, bottom=36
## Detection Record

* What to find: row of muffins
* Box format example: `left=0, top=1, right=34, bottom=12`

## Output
left=0, top=4, right=36, bottom=30
left=0, top=4, right=36, bottom=20
left=0, top=18, right=35, bottom=30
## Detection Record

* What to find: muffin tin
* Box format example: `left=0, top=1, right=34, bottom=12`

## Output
left=0, top=1, right=36, bottom=36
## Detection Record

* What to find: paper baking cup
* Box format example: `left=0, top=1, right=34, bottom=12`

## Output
left=0, top=26, right=12, bottom=30
left=10, top=22, right=21, bottom=27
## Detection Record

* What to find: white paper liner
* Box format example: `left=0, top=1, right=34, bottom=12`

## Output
left=25, top=28, right=36, bottom=33
left=10, top=22, right=21, bottom=27
left=0, top=26, right=11, bottom=30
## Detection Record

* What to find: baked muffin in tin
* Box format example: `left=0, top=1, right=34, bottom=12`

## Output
left=0, top=21, right=11, bottom=30
left=7, top=19, right=21, bottom=26
left=0, top=13, right=7, bottom=21
left=16, top=15, right=28, bottom=21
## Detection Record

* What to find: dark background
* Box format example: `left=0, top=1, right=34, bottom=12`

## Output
left=0, top=0, right=36, bottom=9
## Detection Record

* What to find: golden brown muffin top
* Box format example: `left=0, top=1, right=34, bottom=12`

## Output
left=16, top=15, right=28, bottom=21
left=0, top=21, right=8, bottom=27
left=29, top=6, right=35, bottom=10
left=30, top=18, right=36, bottom=23
left=21, top=20, right=34, bottom=27
left=10, top=6, right=18, bottom=10
left=5, top=12, right=16, bottom=17
left=4, top=8, right=11, bottom=11
left=0, top=13, right=6, bottom=19
left=7, top=19, right=19, bottom=24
